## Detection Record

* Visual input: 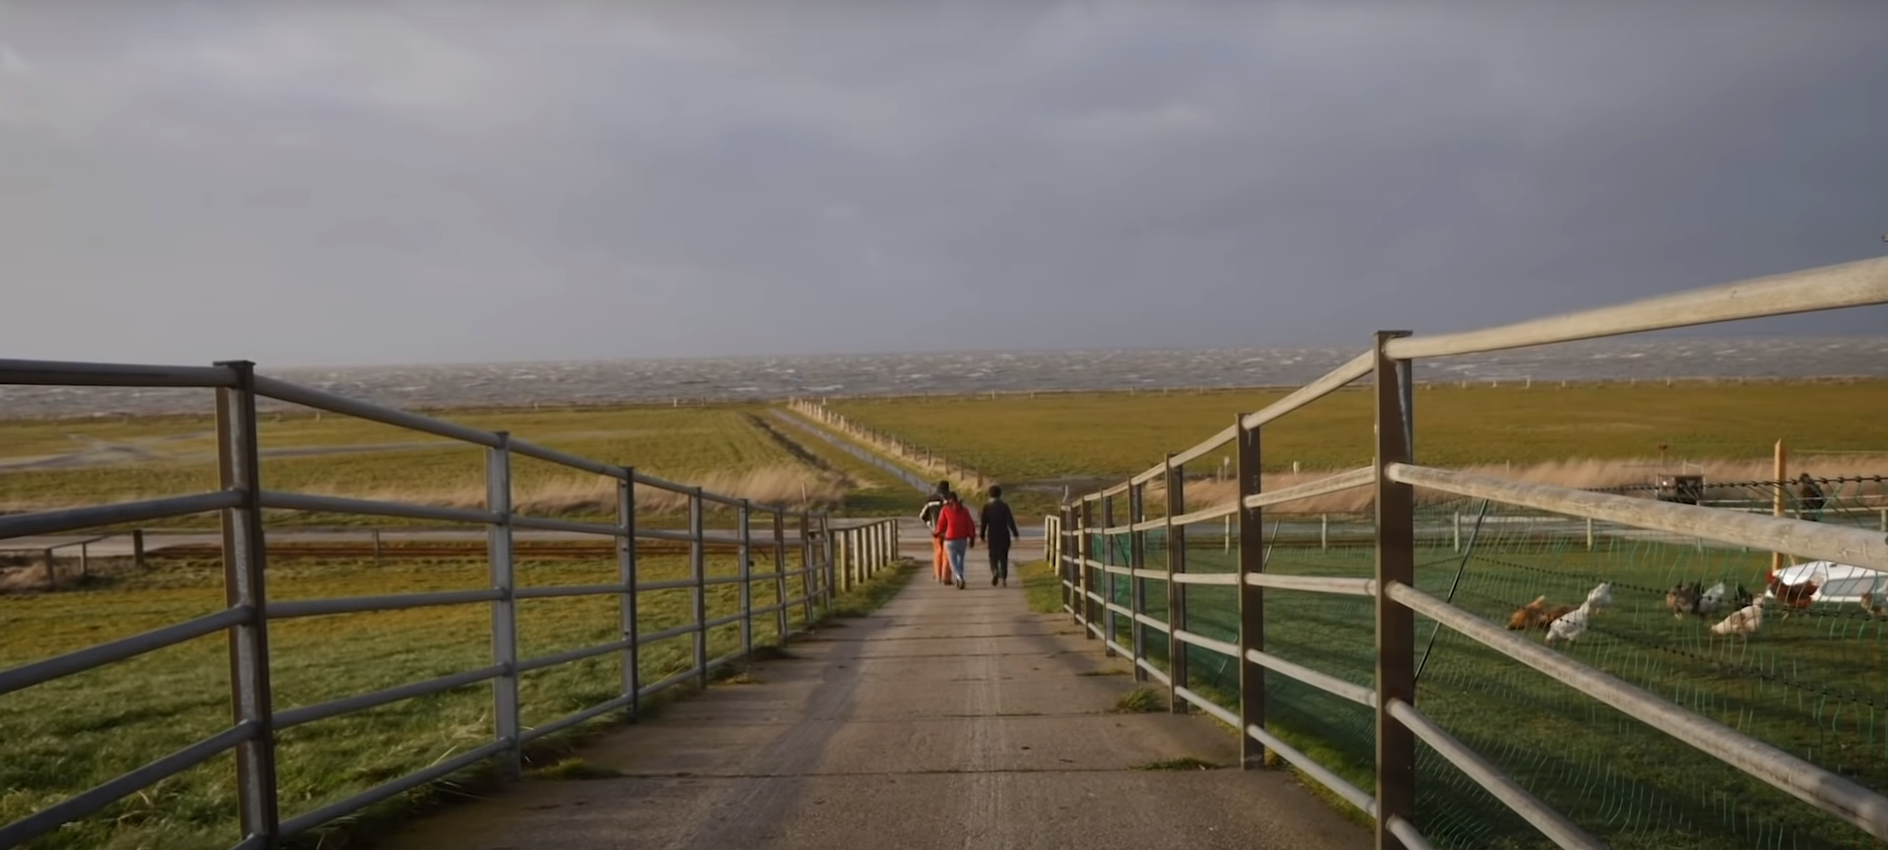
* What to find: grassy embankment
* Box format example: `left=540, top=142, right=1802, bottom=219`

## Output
left=0, top=405, right=925, bottom=528
left=0, top=548, right=919, bottom=850
left=904, top=382, right=1888, bottom=849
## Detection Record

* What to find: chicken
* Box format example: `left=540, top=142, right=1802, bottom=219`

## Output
left=1546, top=602, right=1592, bottom=645
left=1861, top=591, right=1884, bottom=620
left=1584, top=582, right=1614, bottom=611
left=1507, top=595, right=1548, bottom=630
left=1732, top=584, right=1755, bottom=611
left=1665, top=582, right=1702, bottom=619
left=1710, top=602, right=1764, bottom=637
left=1765, top=569, right=1820, bottom=618
left=1695, top=582, right=1727, bottom=617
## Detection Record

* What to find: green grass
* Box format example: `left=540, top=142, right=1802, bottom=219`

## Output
left=821, top=559, right=921, bottom=620
left=828, top=381, right=1888, bottom=481
left=1110, top=685, right=1166, bottom=714
left=1019, top=558, right=1064, bottom=614
left=0, top=543, right=903, bottom=850
left=0, top=404, right=928, bottom=527
left=1070, top=516, right=1888, bottom=850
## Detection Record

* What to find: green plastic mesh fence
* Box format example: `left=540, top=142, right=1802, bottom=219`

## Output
left=1079, top=473, right=1887, bottom=849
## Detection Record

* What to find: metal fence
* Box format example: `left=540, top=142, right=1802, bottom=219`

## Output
left=0, top=359, right=901, bottom=849
left=1046, top=255, right=1888, bottom=850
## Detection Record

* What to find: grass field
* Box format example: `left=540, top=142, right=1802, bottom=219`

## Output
left=0, top=405, right=925, bottom=525
left=827, top=380, right=1888, bottom=483
left=0, top=549, right=917, bottom=850
left=1062, top=510, right=1888, bottom=850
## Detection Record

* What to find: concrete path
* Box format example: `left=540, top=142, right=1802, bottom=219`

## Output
left=375, top=563, right=1368, bottom=850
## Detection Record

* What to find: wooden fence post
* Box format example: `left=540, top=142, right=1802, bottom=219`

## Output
left=1165, top=454, right=1188, bottom=714
left=1374, top=331, right=1417, bottom=850
left=1236, top=412, right=1265, bottom=767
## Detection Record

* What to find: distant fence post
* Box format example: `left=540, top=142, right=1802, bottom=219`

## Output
left=620, top=470, right=641, bottom=721
left=772, top=508, right=790, bottom=641
left=1164, top=454, right=1188, bottom=715
left=1128, top=480, right=1148, bottom=681
left=1236, top=412, right=1265, bottom=768
left=214, top=359, right=281, bottom=843
left=739, top=498, right=754, bottom=659
left=1079, top=497, right=1095, bottom=636
left=485, top=431, right=523, bottom=783
left=690, top=488, right=709, bottom=689
left=1374, top=331, right=1417, bottom=849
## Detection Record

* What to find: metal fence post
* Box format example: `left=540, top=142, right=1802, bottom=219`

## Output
left=690, top=488, right=709, bottom=689
left=1129, top=482, right=1148, bottom=680
left=798, top=512, right=814, bottom=624
left=773, top=509, right=790, bottom=640
left=486, top=431, right=522, bottom=782
left=1079, top=498, right=1095, bottom=635
left=1235, top=413, right=1265, bottom=768
left=1375, top=331, right=1417, bottom=849
left=619, top=470, right=641, bottom=721
left=1165, top=455, right=1188, bottom=714
left=213, top=360, right=280, bottom=843
left=739, top=499, right=754, bottom=658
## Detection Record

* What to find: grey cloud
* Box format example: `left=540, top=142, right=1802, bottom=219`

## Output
left=1, top=0, right=1885, bottom=368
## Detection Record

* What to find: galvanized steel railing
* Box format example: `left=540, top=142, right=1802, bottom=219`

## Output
left=1047, top=255, right=1888, bottom=850
left=0, top=359, right=901, bottom=849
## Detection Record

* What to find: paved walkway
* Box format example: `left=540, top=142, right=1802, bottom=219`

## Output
left=377, top=561, right=1368, bottom=850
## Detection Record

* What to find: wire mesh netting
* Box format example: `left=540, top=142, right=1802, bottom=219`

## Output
left=1073, top=471, right=1888, bottom=849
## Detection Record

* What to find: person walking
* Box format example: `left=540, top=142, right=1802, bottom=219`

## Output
left=980, top=484, right=1021, bottom=586
left=933, top=490, right=978, bottom=589
left=919, top=481, right=953, bottom=584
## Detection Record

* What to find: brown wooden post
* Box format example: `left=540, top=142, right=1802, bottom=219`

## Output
left=1061, top=505, right=1076, bottom=614
left=1165, top=454, right=1188, bottom=714
left=1079, top=497, right=1095, bottom=636
left=1374, top=331, right=1417, bottom=849
left=132, top=529, right=146, bottom=570
left=1236, top=414, right=1266, bottom=767
left=1101, top=491, right=1118, bottom=657
left=1129, top=481, right=1148, bottom=680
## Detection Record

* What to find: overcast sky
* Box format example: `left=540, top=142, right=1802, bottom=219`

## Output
left=3, top=1, right=1885, bottom=368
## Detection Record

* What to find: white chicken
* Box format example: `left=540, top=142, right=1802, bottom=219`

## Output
left=1709, top=602, right=1764, bottom=638
left=1696, top=582, right=1727, bottom=617
left=1584, top=582, right=1614, bottom=611
left=1546, top=602, right=1592, bottom=645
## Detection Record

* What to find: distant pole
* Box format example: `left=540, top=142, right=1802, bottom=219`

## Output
left=1771, top=439, right=1787, bottom=575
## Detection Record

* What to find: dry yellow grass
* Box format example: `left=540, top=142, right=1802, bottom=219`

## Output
left=1170, top=454, right=1888, bottom=516
left=285, top=465, right=852, bottom=517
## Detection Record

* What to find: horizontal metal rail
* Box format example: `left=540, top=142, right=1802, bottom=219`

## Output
left=637, top=666, right=699, bottom=699
left=257, top=491, right=496, bottom=525
left=0, top=722, right=256, bottom=848
left=1136, top=657, right=1172, bottom=687
left=1170, top=426, right=1238, bottom=469
left=279, top=739, right=513, bottom=836
left=509, top=514, right=623, bottom=537
left=0, top=357, right=237, bottom=388
left=269, top=589, right=501, bottom=620
left=1244, top=351, right=1374, bottom=431
left=1388, top=582, right=1888, bottom=840
left=252, top=375, right=500, bottom=447
left=1388, top=464, right=1888, bottom=569
left=275, top=665, right=505, bottom=730
left=0, top=606, right=249, bottom=698
left=1245, top=573, right=1377, bottom=596
left=519, top=693, right=637, bottom=745
left=1386, top=255, right=1888, bottom=360
left=637, top=622, right=700, bottom=645
left=513, top=584, right=625, bottom=600
left=628, top=470, right=696, bottom=495
left=1168, top=501, right=1238, bottom=526
left=507, top=438, right=624, bottom=478
left=0, top=491, right=242, bottom=540
left=1386, top=699, right=1604, bottom=850
left=1386, top=816, right=1437, bottom=850
left=1245, top=466, right=1375, bottom=510
left=1174, top=685, right=1239, bottom=726
left=1247, top=648, right=1374, bottom=707
left=516, top=639, right=632, bottom=675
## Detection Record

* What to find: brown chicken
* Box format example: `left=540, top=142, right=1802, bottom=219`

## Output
left=1765, top=570, right=1819, bottom=618
left=1506, top=595, right=1577, bottom=631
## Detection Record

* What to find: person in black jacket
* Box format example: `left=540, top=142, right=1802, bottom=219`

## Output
left=979, top=485, right=1022, bottom=586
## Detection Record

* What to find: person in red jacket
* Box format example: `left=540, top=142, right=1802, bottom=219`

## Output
left=933, top=490, right=978, bottom=589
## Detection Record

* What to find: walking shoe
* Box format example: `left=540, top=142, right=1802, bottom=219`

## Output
left=956, top=577, right=965, bottom=589
left=991, top=573, right=999, bottom=586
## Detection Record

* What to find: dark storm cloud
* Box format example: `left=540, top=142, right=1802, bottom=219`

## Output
left=1, top=0, right=1884, bottom=367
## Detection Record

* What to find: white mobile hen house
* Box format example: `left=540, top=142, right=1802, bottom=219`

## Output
left=1771, top=560, right=1885, bottom=603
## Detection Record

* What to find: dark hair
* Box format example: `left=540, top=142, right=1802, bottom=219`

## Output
left=936, top=479, right=953, bottom=494
left=988, top=485, right=1003, bottom=499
